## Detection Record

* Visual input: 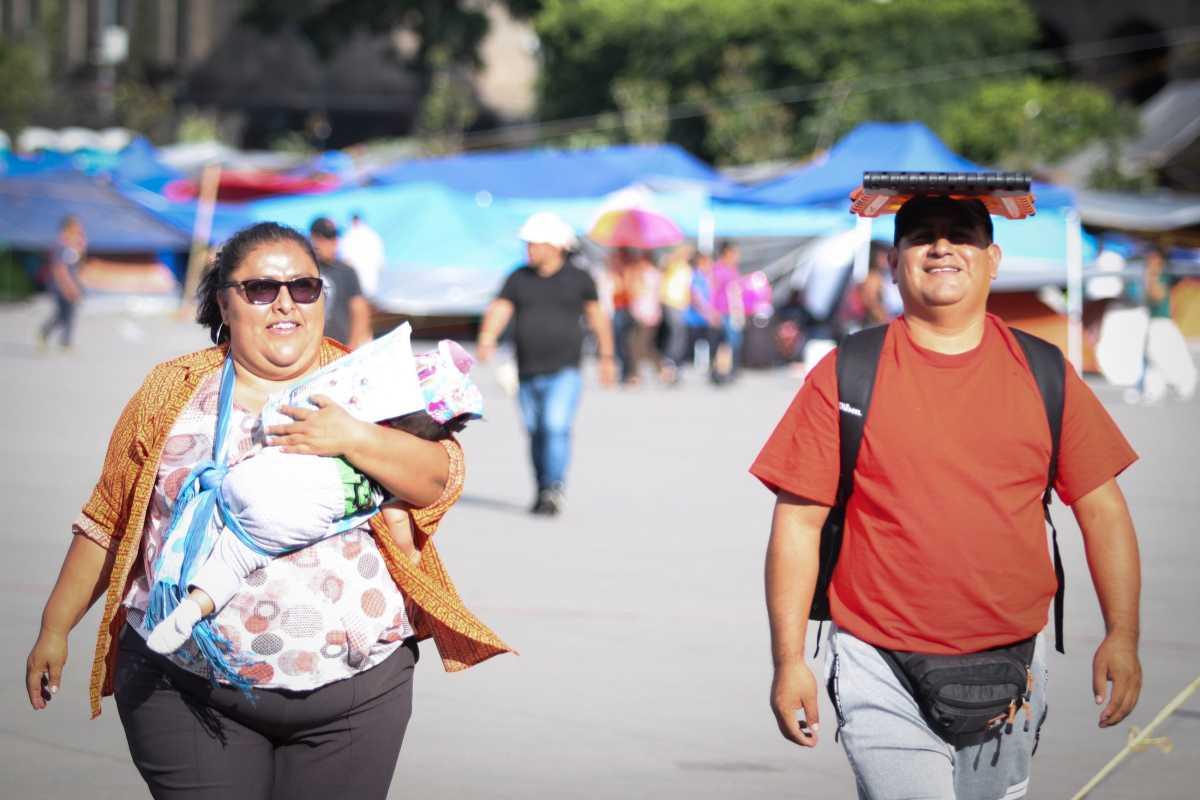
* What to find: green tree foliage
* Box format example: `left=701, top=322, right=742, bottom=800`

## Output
left=613, top=78, right=671, bottom=144
left=685, top=48, right=794, bottom=166
left=534, top=0, right=1048, bottom=163
left=0, top=41, right=50, bottom=134
left=114, top=70, right=177, bottom=143
left=940, top=77, right=1138, bottom=170
left=416, top=46, right=481, bottom=153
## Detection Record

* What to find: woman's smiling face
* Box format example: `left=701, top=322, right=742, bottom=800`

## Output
left=218, top=239, right=326, bottom=382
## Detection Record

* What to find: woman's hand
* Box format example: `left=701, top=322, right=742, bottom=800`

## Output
left=26, top=629, right=68, bottom=710
left=267, top=395, right=369, bottom=457
left=26, top=535, right=114, bottom=711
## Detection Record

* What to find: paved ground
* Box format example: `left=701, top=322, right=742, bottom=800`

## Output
left=3, top=297, right=1198, bottom=799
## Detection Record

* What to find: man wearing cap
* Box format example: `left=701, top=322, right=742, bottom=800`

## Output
left=310, top=217, right=372, bottom=349
left=477, top=211, right=617, bottom=515
left=752, top=189, right=1142, bottom=798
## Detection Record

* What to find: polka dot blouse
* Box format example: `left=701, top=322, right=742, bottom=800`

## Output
left=120, top=370, right=415, bottom=690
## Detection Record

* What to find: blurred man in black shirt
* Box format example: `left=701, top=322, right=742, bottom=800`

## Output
left=310, top=217, right=371, bottom=349
left=477, top=212, right=616, bottom=515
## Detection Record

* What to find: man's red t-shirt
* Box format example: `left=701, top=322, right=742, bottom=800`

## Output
left=750, top=315, right=1137, bottom=654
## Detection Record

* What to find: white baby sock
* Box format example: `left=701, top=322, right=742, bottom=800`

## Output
left=146, top=596, right=204, bottom=654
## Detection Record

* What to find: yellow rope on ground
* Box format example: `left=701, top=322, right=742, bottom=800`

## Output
left=1071, top=675, right=1200, bottom=799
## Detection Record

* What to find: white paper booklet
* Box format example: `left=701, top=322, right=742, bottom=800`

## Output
left=261, top=322, right=426, bottom=429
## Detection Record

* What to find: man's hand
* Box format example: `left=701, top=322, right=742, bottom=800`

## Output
left=476, top=340, right=497, bottom=363
left=268, top=395, right=368, bottom=458
left=770, top=660, right=821, bottom=747
left=597, top=355, right=617, bottom=387
left=26, top=629, right=68, bottom=710
left=1093, top=633, right=1142, bottom=727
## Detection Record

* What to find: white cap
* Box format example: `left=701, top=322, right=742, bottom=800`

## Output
left=518, top=211, right=577, bottom=250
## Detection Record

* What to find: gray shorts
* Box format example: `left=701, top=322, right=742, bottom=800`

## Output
left=825, top=624, right=1048, bottom=800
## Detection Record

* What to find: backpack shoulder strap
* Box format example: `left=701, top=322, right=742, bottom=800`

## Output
left=810, top=324, right=888, bottom=653
left=834, top=325, right=889, bottom=505
left=1011, top=327, right=1067, bottom=654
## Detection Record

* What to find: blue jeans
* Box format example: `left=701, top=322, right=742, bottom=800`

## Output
left=517, top=367, right=583, bottom=490
left=41, top=292, right=77, bottom=346
left=612, top=309, right=636, bottom=383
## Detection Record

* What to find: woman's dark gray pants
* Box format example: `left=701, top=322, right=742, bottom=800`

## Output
left=114, top=625, right=416, bottom=800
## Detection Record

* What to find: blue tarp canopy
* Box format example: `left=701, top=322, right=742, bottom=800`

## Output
left=368, top=143, right=723, bottom=199
left=721, top=122, right=1075, bottom=209
left=240, top=181, right=714, bottom=314
left=109, top=137, right=183, bottom=193
left=0, top=170, right=191, bottom=253
left=1, top=149, right=77, bottom=177
left=0, top=137, right=181, bottom=191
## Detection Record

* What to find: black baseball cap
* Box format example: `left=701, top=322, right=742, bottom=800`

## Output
left=893, top=195, right=993, bottom=247
left=309, top=217, right=340, bottom=239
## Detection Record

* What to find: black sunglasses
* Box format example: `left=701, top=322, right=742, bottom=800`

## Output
left=221, top=277, right=324, bottom=305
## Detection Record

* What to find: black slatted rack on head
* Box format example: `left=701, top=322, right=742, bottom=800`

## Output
left=861, top=171, right=1031, bottom=195
left=850, top=171, right=1037, bottom=219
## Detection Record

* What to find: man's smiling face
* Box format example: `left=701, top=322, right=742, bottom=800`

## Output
left=890, top=199, right=1001, bottom=314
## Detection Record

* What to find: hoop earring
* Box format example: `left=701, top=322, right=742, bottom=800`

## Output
left=216, top=323, right=225, bottom=344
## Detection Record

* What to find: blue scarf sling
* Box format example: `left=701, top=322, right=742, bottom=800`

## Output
left=144, top=356, right=379, bottom=691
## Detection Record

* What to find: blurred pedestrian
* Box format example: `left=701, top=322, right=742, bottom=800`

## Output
left=772, top=288, right=810, bottom=373
left=711, top=240, right=744, bottom=383
left=755, top=192, right=1142, bottom=800
left=685, top=252, right=724, bottom=381
left=310, top=216, right=372, bottom=349
left=25, top=221, right=510, bottom=796
left=338, top=211, right=386, bottom=298
left=857, top=240, right=903, bottom=326
left=37, top=215, right=86, bottom=351
left=476, top=212, right=617, bottom=515
left=607, top=247, right=636, bottom=383
left=659, top=244, right=694, bottom=383
left=1127, top=246, right=1197, bottom=402
left=625, top=249, right=662, bottom=386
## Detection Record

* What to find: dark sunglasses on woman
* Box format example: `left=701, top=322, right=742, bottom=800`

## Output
left=221, top=277, right=325, bottom=305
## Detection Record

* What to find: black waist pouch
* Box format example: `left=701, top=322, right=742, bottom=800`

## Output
left=877, top=636, right=1036, bottom=744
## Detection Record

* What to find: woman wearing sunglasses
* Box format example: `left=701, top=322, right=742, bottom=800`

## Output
left=25, top=222, right=511, bottom=799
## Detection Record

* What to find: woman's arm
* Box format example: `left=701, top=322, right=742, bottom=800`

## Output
left=267, top=396, right=450, bottom=508
left=344, top=424, right=449, bottom=508
left=26, top=535, right=116, bottom=709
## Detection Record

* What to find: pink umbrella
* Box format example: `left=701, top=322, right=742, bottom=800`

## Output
left=588, top=208, right=685, bottom=249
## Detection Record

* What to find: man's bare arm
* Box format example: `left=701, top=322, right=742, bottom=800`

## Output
left=765, top=491, right=830, bottom=747
left=476, top=298, right=515, bottom=362
left=1071, top=477, right=1142, bottom=727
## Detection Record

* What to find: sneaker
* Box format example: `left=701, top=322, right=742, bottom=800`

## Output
left=540, top=484, right=565, bottom=516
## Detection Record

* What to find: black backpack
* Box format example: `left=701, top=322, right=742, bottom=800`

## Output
left=812, top=323, right=1067, bottom=654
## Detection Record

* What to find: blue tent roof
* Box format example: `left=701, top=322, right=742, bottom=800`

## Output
left=368, top=143, right=722, bottom=198
left=109, top=137, right=182, bottom=193
left=0, top=149, right=78, bottom=177
left=0, top=171, right=191, bottom=252
left=722, top=121, right=1074, bottom=209
left=0, top=138, right=181, bottom=189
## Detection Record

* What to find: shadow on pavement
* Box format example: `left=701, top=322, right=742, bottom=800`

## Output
left=457, top=494, right=529, bottom=515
